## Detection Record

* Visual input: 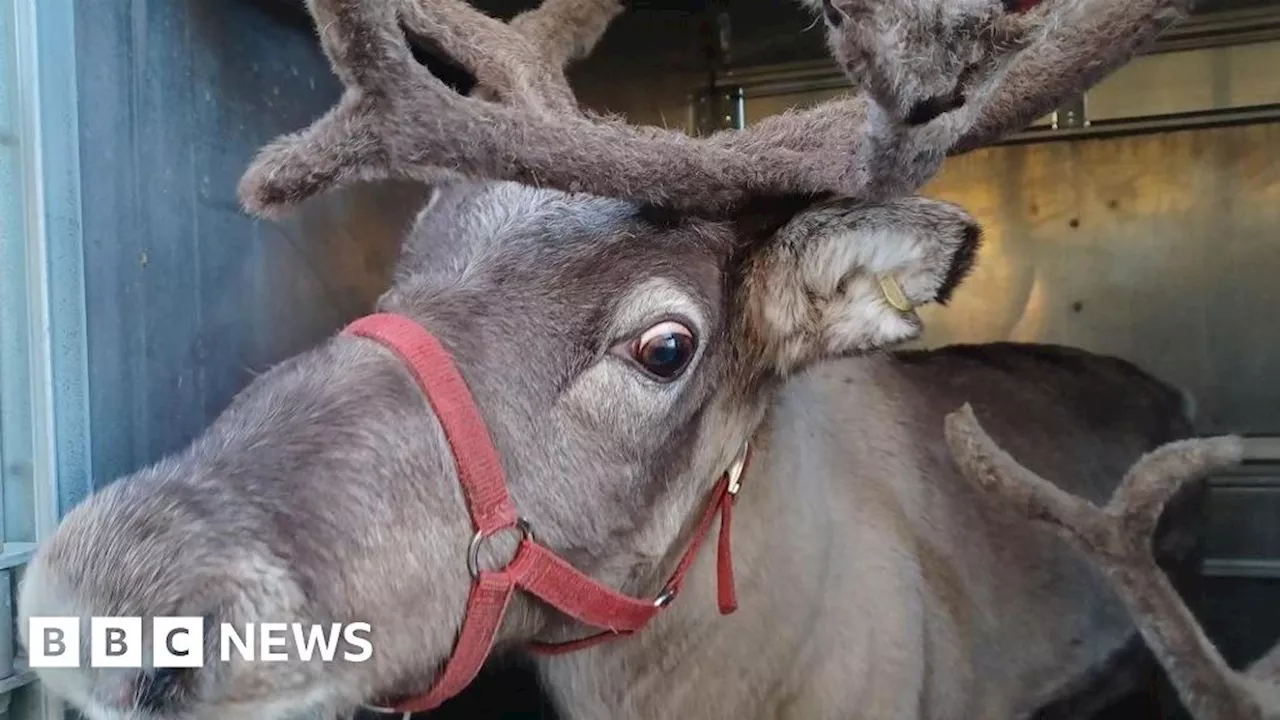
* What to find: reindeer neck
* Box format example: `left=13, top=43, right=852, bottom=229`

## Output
left=532, top=360, right=907, bottom=719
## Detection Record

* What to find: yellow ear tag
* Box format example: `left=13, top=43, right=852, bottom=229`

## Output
left=878, top=274, right=914, bottom=313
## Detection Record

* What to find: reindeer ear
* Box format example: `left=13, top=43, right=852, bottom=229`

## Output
left=739, top=196, right=981, bottom=376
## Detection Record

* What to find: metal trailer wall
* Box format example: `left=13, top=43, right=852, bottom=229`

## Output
left=68, top=0, right=426, bottom=501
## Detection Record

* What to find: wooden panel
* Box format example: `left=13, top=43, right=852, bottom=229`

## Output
left=1087, top=40, right=1280, bottom=120
left=911, top=122, right=1280, bottom=436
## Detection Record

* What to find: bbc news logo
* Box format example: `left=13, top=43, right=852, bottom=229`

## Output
left=28, top=617, right=373, bottom=668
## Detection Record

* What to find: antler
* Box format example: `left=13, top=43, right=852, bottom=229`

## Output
left=944, top=403, right=1280, bottom=720
left=238, top=0, right=902, bottom=219
left=239, top=0, right=1192, bottom=219
left=397, top=0, right=619, bottom=112
left=811, top=0, right=1193, bottom=154
left=952, top=0, right=1194, bottom=152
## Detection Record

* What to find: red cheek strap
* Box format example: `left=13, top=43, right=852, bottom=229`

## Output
left=345, top=312, right=750, bottom=715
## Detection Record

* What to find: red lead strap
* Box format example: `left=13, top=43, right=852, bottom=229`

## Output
left=345, top=313, right=749, bottom=715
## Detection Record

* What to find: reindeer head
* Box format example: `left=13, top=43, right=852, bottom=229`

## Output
left=18, top=1, right=1191, bottom=718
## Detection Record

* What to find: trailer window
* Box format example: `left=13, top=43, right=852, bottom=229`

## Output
left=0, top=0, right=41, bottom=708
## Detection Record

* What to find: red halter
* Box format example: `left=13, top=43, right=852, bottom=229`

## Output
left=343, top=313, right=749, bottom=714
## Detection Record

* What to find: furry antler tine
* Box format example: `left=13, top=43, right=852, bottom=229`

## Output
left=813, top=0, right=1194, bottom=157
left=943, top=404, right=1116, bottom=549
left=945, top=403, right=1280, bottom=720
left=398, top=0, right=622, bottom=112
left=237, top=0, right=935, bottom=219
left=952, top=0, right=1194, bottom=152
left=236, top=0, right=432, bottom=217
left=1108, top=436, right=1243, bottom=540
left=508, top=0, right=624, bottom=72
left=1249, top=644, right=1280, bottom=682
left=237, top=106, right=397, bottom=219
left=306, top=0, right=419, bottom=93
left=240, top=0, right=624, bottom=217
left=240, top=0, right=1192, bottom=219
left=236, top=0, right=904, bottom=219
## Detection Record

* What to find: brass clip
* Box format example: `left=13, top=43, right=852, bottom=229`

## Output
left=878, top=274, right=914, bottom=313
left=725, top=444, right=749, bottom=496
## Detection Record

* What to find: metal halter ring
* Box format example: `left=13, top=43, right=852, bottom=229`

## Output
left=466, top=518, right=533, bottom=578
left=653, top=586, right=678, bottom=608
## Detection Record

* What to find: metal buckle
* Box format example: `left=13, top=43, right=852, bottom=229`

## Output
left=725, top=443, right=749, bottom=496
left=653, top=586, right=678, bottom=608
left=466, top=518, right=533, bottom=578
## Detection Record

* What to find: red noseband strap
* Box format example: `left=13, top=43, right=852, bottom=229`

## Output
left=344, top=313, right=748, bottom=714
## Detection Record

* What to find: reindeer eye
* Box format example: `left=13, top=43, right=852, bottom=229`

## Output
left=629, top=321, right=696, bottom=381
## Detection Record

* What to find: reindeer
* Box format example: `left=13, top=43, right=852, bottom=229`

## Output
left=17, top=0, right=1206, bottom=718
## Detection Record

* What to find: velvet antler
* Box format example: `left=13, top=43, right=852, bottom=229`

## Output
left=238, top=0, right=910, bottom=219
left=811, top=0, right=1194, bottom=152
left=238, top=0, right=1193, bottom=219
left=944, top=403, right=1280, bottom=720
left=953, top=0, right=1195, bottom=151
left=397, top=0, right=620, bottom=112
